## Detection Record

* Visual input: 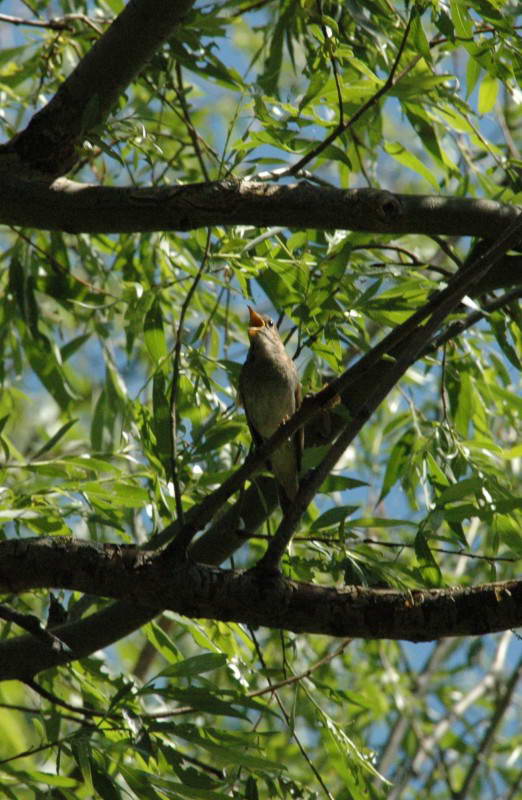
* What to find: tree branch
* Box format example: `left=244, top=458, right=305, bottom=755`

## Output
left=0, top=0, right=195, bottom=175
left=0, top=536, right=520, bottom=681
left=2, top=178, right=521, bottom=248
left=0, top=12, right=110, bottom=32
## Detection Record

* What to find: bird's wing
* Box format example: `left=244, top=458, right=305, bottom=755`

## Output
left=294, top=382, right=304, bottom=473
left=238, top=387, right=264, bottom=449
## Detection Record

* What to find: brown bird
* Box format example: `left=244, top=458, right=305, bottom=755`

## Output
left=239, top=306, right=303, bottom=510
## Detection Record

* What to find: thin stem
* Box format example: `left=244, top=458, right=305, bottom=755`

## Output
left=249, top=628, right=336, bottom=800
left=455, top=655, right=522, bottom=799
left=174, top=63, right=211, bottom=182
left=0, top=12, right=109, bottom=32
left=317, top=0, right=344, bottom=127
left=426, top=288, right=522, bottom=354
left=170, top=230, right=212, bottom=524
left=288, top=14, right=414, bottom=176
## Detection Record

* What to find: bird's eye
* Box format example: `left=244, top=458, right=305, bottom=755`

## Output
left=266, top=318, right=274, bottom=328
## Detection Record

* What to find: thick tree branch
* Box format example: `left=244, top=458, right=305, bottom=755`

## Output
left=1, top=178, right=521, bottom=250
left=0, top=536, right=520, bottom=681
left=0, top=597, right=156, bottom=682
left=0, top=0, right=194, bottom=175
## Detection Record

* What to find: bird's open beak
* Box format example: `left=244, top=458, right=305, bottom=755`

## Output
left=247, top=305, right=265, bottom=340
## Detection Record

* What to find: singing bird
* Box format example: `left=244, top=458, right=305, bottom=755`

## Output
left=239, top=306, right=303, bottom=510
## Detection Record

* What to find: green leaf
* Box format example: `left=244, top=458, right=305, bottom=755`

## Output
left=92, top=766, right=121, bottom=800
left=414, top=531, right=442, bottom=586
left=466, top=57, right=481, bottom=99
left=454, top=371, right=473, bottom=438
left=478, top=74, right=498, bottom=113
left=410, top=8, right=432, bottom=64
left=144, top=299, right=169, bottom=370
left=61, top=333, right=91, bottom=361
left=490, top=313, right=522, bottom=370
left=258, top=6, right=288, bottom=94
left=203, top=422, right=245, bottom=451
left=450, top=0, right=473, bottom=37
left=160, top=653, right=227, bottom=679
left=311, top=505, right=359, bottom=530
left=152, top=371, right=172, bottom=471
left=436, top=477, right=483, bottom=505
left=143, top=620, right=180, bottom=665
left=16, top=772, right=77, bottom=788
left=299, top=64, right=328, bottom=110
left=352, top=517, right=417, bottom=528
left=384, top=141, right=439, bottom=189
left=379, top=430, right=414, bottom=501
left=160, top=688, right=252, bottom=719
left=32, top=419, right=78, bottom=460
left=25, top=336, right=77, bottom=409
left=71, top=735, right=93, bottom=793
left=80, top=481, right=149, bottom=507
left=321, top=475, right=368, bottom=492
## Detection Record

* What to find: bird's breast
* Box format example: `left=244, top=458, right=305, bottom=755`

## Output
left=240, top=357, right=297, bottom=439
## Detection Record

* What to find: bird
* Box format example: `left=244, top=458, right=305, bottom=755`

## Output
left=239, top=306, right=303, bottom=511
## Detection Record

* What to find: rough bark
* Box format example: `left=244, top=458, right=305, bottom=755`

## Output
left=0, top=536, right=520, bottom=681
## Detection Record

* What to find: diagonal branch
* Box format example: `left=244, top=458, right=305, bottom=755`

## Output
left=161, top=208, right=522, bottom=563
left=257, top=210, right=522, bottom=568
left=1, top=0, right=195, bottom=176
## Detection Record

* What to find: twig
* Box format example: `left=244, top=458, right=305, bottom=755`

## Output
left=317, top=0, right=344, bottom=127
left=0, top=731, right=95, bottom=767
left=249, top=637, right=351, bottom=698
left=288, top=14, right=415, bottom=176
left=349, top=243, right=423, bottom=265
left=426, top=288, right=522, bottom=354
left=170, top=230, right=212, bottom=524
left=249, top=628, right=336, bottom=800
left=229, top=0, right=272, bottom=18
left=429, top=236, right=464, bottom=268
left=0, top=603, right=69, bottom=653
left=280, top=534, right=518, bottom=563
left=24, top=678, right=103, bottom=718
left=0, top=12, right=109, bottom=33
left=174, top=63, right=211, bottom=182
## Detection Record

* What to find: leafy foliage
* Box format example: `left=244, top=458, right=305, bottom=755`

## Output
left=0, top=1, right=521, bottom=798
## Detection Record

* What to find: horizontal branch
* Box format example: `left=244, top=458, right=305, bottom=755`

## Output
left=0, top=177, right=520, bottom=245
left=0, top=536, right=520, bottom=680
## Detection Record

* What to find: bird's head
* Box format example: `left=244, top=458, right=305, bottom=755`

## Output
left=246, top=305, right=283, bottom=357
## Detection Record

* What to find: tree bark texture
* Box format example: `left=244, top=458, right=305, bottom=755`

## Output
left=0, top=536, right=520, bottom=681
